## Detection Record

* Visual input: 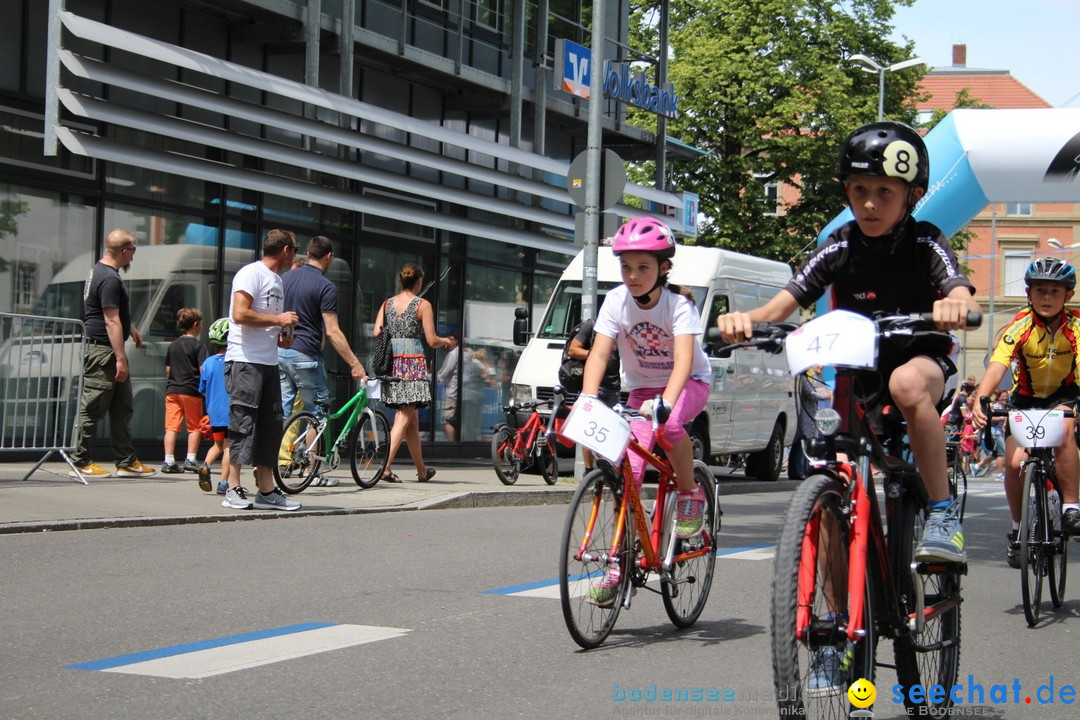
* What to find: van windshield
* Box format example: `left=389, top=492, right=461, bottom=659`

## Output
left=29, top=281, right=157, bottom=328
left=538, top=281, right=707, bottom=340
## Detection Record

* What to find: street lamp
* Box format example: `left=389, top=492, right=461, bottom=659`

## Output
left=849, top=54, right=926, bottom=121
left=1047, top=238, right=1080, bottom=250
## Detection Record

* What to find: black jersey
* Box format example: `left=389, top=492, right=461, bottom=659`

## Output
left=784, top=218, right=974, bottom=315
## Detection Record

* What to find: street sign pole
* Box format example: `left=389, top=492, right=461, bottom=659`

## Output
left=582, top=0, right=604, bottom=325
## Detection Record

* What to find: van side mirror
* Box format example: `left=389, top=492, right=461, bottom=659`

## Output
left=513, top=306, right=531, bottom=347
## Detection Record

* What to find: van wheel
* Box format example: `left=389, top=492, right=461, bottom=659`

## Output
left=745, top=421, right=783, bottom=482
left=688, top=422, right=708, bottom=464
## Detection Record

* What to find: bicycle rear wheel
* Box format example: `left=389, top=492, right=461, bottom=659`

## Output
left=539, top=442, right=559, bottom=485
left=350, top=409, right=390, bottom=488
left=559, top=468, right=630, bottom=649
left=1020, top=463, right=1046, bottom=626
left=1048, top=487, right=1068, bottom=608
left=275, top=411, right=322, bottom=494
left=893, top=489, right=962, bottom=717
left=771, top=473, right=876, bottom=718
left=661, top=461, right=717, bottom=628
left=491, top=424, right=521, bottom=485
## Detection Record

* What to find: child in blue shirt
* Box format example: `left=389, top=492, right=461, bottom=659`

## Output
left=199, top=318, right=233, bottom=494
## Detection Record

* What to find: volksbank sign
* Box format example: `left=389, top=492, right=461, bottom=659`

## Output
left=554, top=39, right=679, bottom=119
left=601, top=61, right=679, bottom=119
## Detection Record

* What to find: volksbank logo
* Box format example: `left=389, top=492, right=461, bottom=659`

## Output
left=602, top=61, right=680, bottom=119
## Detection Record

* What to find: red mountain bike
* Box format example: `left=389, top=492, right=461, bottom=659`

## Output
left=490, top=394, right=568, bottom=485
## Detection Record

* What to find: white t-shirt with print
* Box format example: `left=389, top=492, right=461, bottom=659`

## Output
left=593, top=284, right=712, bottom=389
left=226, top=260, right=284, bottom=365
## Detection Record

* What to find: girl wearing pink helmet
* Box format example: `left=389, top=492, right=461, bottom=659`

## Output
left=580, top=216, right=712, bottom=605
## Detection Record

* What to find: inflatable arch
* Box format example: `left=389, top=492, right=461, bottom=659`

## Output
left=818, top=108, right=1080, bottom=244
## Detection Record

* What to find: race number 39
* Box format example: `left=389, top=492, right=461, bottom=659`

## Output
left=561, top=398, right=631, bottom=463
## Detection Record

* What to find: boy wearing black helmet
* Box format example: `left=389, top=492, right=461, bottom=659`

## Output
left=719, top=121, right=980, bottom=558
left=972, top=257, right=1080, bottom=565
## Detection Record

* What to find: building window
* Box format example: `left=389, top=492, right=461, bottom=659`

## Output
left=419, top=0, right=448, bottom=9
left=1003, top=250, right=1033, bottom=296
left=756, top=175, right=779, bottom=215
left=1006, top=202, right=1033, bottom=216
left=473, top=0, right=501, bottom=30
left=14, top=262, right=37, bottom=311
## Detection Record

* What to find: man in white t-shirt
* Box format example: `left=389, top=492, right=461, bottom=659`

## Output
left=221, top=229, right=301, bottom=511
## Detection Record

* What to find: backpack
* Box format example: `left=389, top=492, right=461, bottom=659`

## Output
left=557, top=321, right=587, bottom=393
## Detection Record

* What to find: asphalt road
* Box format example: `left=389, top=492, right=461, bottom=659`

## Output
left=2, top=480, right=1078, bottom=720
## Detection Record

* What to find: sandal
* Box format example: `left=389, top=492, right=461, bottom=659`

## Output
left=417, top=467, right=437, bottom=483
left=378, top=468, right=402, bottom=483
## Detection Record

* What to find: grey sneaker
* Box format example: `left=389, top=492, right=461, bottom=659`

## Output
left=183, top=459, right=201, bottom=473
left=222, top=486, right=253, bottom=510
left=160, top=461, right=183, bottom=474
left=216, top=480, right=229, bottom=495
left=915, top=501, right=966, bottom=563
left=197, top=463, right=212, bottom=493
left=806, top=644, right=851, bottom=698
left=311, top=475, right=339, bottom=487
left=254, top=488, right=301, bottom=511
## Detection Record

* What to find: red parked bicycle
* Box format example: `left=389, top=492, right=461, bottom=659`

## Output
left=490, top=392, right=569, bottom=485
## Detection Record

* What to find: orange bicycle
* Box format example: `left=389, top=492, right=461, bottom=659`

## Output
left=557, top=399, right=719, bottom=649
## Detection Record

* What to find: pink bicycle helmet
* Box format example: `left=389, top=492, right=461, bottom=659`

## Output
left=612, top=217, right=677, bottom=260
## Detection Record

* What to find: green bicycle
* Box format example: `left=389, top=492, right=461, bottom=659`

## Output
left=274, top=383, right=391, bottom=494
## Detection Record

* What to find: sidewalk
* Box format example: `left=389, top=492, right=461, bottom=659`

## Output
left=0, top=460, right=798, bottom=534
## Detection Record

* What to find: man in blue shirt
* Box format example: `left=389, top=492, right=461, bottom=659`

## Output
left=279, top=235, right=366, bottom=423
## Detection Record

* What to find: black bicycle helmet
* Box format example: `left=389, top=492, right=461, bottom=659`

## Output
left=836, top=121, right=929, bottom=196
left=1025, top=257, right=1077, bottom=290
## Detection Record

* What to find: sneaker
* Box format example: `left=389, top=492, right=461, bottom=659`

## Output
left=674, top=488, right=706, bottom=538
left=1005, top=529, right=1021, bottom=569
left=183, top=459, right=201, bottom=473
left=806, top=644, right=852, bottom=698
left=586, top=568, right=622, bottom=608
left=216, top=480, right=229, bottom=495
left=68, top=463, right=111, bottom=478
left=160, top=461, right=183, bottom=474
left=310, top=475, right=339, bottom=487
left=253, top=488, right=301, bottom=511
left=915, top=501, right=966, bottom=563
left=1063, top=508, right=1080, bottom=536
left=115, top=459, right=156, bottom=477
left=197, top=463, right=212, bottom=493
left=222, top=486, right=253, bottom=509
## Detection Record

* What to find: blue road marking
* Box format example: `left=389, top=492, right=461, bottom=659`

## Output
left=65, top=622, right=335, bottom=671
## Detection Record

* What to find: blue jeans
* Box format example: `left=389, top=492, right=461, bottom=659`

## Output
left=278, top=348, right=329, bottom=417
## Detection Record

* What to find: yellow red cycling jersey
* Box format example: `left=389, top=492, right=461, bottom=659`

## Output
left=991, top=307, right=1080, bottom=398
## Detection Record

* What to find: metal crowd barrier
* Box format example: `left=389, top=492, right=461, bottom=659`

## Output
left=0, top=311, right=87, bottom=483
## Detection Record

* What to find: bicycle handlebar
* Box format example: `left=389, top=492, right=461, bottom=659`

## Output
left=979, top=395, right=1078, bottom=452
left=709, top=311, right=982, bottom=359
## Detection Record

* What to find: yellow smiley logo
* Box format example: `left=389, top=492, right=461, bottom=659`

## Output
left=847, top=678, right=876, bottom=708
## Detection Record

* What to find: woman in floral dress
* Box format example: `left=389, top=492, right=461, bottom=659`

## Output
left=373, top=263, right=452, bottom=482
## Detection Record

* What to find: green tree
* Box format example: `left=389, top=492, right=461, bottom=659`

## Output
left=626, top=0, right=921, bottom=264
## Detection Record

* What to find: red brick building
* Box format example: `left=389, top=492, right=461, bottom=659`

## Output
left=917, top=44, right=1077, bottom=375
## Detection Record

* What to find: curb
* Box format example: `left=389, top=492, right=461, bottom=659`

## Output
left=0, top=476, right=802, bottom=535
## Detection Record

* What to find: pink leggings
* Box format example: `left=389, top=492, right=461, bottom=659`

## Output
left=626, top=378, right=709, bottom=486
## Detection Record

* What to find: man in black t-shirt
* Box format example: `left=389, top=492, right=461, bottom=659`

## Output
left=70, top=229, right=155, bottom=479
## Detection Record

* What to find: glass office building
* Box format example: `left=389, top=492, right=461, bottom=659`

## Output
left=0, top=0, right=680, bottom=455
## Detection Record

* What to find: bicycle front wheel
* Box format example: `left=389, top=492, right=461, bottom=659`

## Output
left=1049, top=487, right=1068, bottom=608
left=559, top=468, right=630, bottom=649
left=893, top=489, right=962, bottom=717
left=1020, top=463, right=1046, bottom=626
left=350, top=409, right=390, bottom=489
left=275, top=411, right=322, bottom=494
left=491, top=424, right=521, bottom=485
left=661, top=461, right=717, bottom=628
left=771, top=473, right=876, bottom=718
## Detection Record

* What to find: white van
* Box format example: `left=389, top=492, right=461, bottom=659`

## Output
left=1, top=245, right=249, bottom=440
left=510, top=245, right=798, bottom=481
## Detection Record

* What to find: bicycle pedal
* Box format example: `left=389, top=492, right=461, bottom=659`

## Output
left=914, top=561, right=967, bottom=576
